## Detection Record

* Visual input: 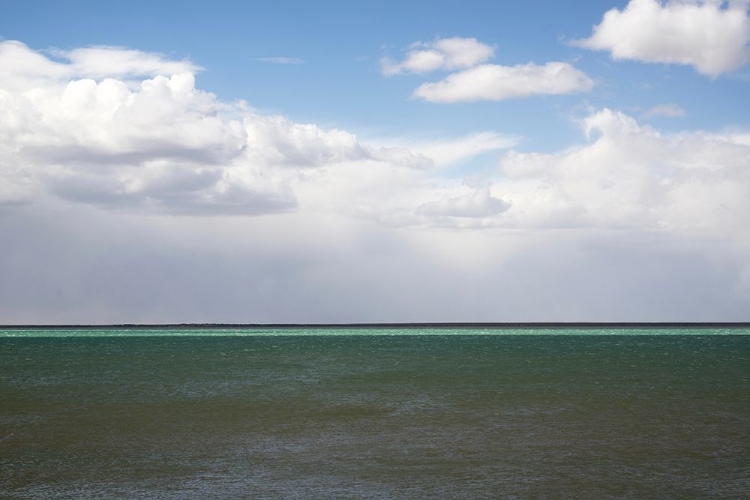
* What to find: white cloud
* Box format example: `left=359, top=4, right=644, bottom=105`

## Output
left=383, top=36, right=593, bottom=103
left=0, top=67, right=285, bottom=214
left=60, top=46, right=203, bottom=79
left=3, top=40, right=746, bottom=236
left=573, top=0, right=750, bottom=76
left=497, top=108, right=750, bottom=237
left=644, top=103, right=687, bottom=118
left=0, top=40, right=429, bottom=214
left=244, top=114, right=430, bottom=169
left=0, top=41, right=201, bottom=91
left=293, top=107, right=749, bottom=244
left=381, top=37, right=494, bottom=76
left=416, top=187, right=510, bottom=218
left=413, top=62, right=594, bottom=102
left=288, top=131, right=518, bottom=230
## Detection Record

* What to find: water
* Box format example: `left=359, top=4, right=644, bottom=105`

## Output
left=2, top=328, right=749, bottom=498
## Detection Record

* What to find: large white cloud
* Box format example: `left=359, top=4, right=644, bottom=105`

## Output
left=497, top=108, right=750, bottom=240
left=0, top=40, right=439, bottom=214
left=283, top=102, right=750, bottom=240
left=573, top=0, right=750, bottom=76
left=0, top=66, right=292, bottom=214
left=381, top=37, right=494, bottom=76
left=413, top=62, right=594, bottom=103
left=2, top=40, right=747, bottom=237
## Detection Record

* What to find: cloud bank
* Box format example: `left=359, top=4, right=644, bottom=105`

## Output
left=573, top=0, right=750, bottom=76
left=1, top=39, right=749, bottom=323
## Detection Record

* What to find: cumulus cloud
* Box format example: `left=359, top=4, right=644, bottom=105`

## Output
left=294, top=106, right=748, bottom=240
left=497, top=108, right=750, bottom=237
left=244, top=114, right=429, bottom=169
left=644, top=103, right=687, bottom=118
left=572, top=0, right=750, bottom=76
left=413, top=62, right=594, bottom=102
left=0, top=40, right=432, bottom=214
left=0, top=63, right=289, bottom=214
left=381, top=37, right=494, bottom=76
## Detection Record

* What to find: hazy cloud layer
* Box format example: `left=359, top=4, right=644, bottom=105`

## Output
left=573, top=0, right=750, bottom=76
left=644, top=103, right=687, bottom=118
left=2, top=210, right=748, bottom=324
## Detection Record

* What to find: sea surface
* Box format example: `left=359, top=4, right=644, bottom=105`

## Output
left=1, top=327, right=749, bottom=498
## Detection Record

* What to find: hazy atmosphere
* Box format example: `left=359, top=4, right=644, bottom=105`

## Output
left=2, top=0, right=749, bottom=323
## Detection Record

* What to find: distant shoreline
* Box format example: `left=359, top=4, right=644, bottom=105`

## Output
left=2, top=323, right=750, bottom=329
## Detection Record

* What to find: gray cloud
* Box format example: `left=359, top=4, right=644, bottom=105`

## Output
left=416, top=187, right=510, bottom=218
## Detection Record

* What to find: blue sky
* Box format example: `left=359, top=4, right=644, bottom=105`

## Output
left=1, top=1, right=749, bottom=322
left=5, top=0, right=747, bottom=147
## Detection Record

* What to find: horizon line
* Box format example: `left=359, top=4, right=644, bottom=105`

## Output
left=2, top=322, right=750, bottom=329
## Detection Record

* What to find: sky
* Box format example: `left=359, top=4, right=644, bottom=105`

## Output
left=1, top=0, right=749, bottom=323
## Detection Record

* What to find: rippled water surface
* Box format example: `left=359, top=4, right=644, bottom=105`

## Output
left=1, top=329, right=749, bottom=498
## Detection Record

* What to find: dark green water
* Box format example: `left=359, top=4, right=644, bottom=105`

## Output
left=1, top=330, right=749, bottom=498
